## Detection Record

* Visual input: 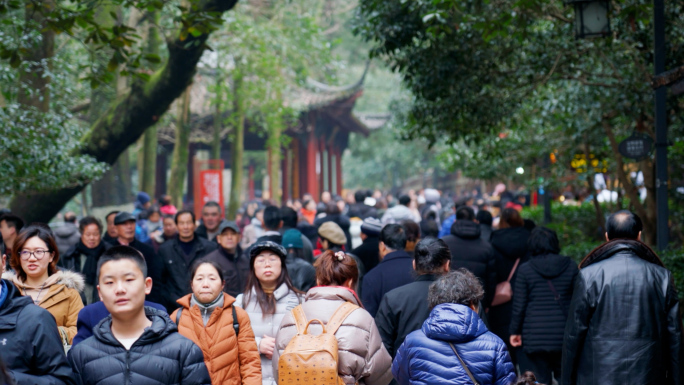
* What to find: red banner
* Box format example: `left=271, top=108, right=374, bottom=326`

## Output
left=198, top=169, right=224, bottom=215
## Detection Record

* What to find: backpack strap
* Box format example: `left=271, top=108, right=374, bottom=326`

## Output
left=292, top=305, right=308, bottom=334
left=232, top=305, right=240, bottom=336
left=175, top=308, right=182, bottom=325
left=325, top=302, right=359, bottom=336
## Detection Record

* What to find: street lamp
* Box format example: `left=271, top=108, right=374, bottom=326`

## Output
left=567, top=0, right=611, bottom=39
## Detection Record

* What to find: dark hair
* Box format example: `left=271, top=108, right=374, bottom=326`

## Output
left=326, top=202, right=341, bottom=215
left=97, top=245, right=148, bottom=279
left=380, top=224, right=407, bottom=251
left=202, top=201, right=222, bottom=214
left=189, top=259, right=225, bottom=284
left=528, top=226, right=560, bottom=256
left=263, top=206, right=282, bottom=230
left=516, top=371, right=545, bottom=385
left=105, top=211, right=120, bottom=221
left=428, top=269, right=484, bottom=310
left=400, top=220, right=420, bottom=244
left=0, top=214, right=24, bottom=232
left=243, top=252, right=299, bottom=317
left=354, top=190, right=366, bottom=203
left=175, top=210, right=196, bottom=225
left=10, top=225, right=59, bottom=282
left=420, top=219, right=439, bottom=238
left=78, top=216, right=103, bottom=234
left=414, top=237, right=451, bottom=273
left=606, top=210, right=642, bottom=240
left=476, top=210, right=493, bottom=226
left=314, top=250, right=359, bottom=290
left=500, top=208, right=524, bottom=228
left=398, top=195, right=411, bottom=206
left=280, top=207, right=298, bottom=228
left=64, top=212, right=77, bottom=223
left=455, top=206, right=475, bottom=221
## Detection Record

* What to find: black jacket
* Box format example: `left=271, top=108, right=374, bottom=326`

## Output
left=509, top=254, right=577, bottom=353
left=285, top=254, right=316, bottom=292
left=0, top=279, right=75, bottom=385
left=201, top=246, right=250, bottom=297
left=352, top=236, right=380, bottom=273
left=61, top=241, right=112, bottom=305
left=67, top=307, right=211, bottom=385
left=488, top=226, right=530, bottom=344
left=347, top=203, right=378, bottom=220
left=158, top=237, right=217, bottom=312
left=113, top=239, right=163, bottom=303
left=361, top=250, right=415, bottom=318
left=375, top=274, right=437, bottom=358
left=195, top=219, right=229, bottom=241
left=561, top=240, right=684, bottom=385
left=442, top=220, right=497, bottom=307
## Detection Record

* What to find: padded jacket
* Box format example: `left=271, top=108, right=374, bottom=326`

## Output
left=0, top=279, right=76, bottom=385
left=172, top=293, right=262, bottom=385
left=4, top=269, right=85, bottom=344
left=67, top=306, right=211, bottom=385
left=510, top=254, right=577, bottom=353
left=273, top=286, right=393, bottom=385
left=392, top=303, right=516, bottom=385
left=561, top=240, right=684, bottom=385
left=235, top=283, right=303, bottom=385
left=158, top=236, right=217, bottom=312
left=201, top=247, right=251, bottom=297
left=442, top=220, right=497, bottom=307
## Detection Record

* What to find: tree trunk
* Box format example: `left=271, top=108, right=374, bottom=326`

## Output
left=603, top=121, right=657, bottom=244
left=268, top=121, right=283, bottom=204
left=9, top=0, right=240, bottom=223
left=18, top=0, right=54, bottom=112
left=212, top=71, right=223, bottom=160
left=138, top=11, right=162, bottom=197
left=169, top=86, right=192, bottom=208
left=227, top=75, right=244, bottom=219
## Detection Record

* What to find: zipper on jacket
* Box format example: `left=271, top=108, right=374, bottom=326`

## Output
left=125, top=350, right=131, bottom=384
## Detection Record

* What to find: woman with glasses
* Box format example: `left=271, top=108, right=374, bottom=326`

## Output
left=4, top=224, right=84, bottom=344
left=234, top=241, right=302, bottom=385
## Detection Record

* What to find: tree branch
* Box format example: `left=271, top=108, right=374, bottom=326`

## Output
left=652, top=64, right=684, bottom=89
left=10, top=0, right=240, bottom=223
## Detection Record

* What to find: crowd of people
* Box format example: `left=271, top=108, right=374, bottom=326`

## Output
left=0, top=185, right=681, bottom=385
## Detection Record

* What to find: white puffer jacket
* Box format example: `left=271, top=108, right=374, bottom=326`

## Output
left=235, top=283, right=302, bottom=385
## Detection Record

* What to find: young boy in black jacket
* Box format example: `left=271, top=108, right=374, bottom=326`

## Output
left=67, top=246, right=210, bottom=385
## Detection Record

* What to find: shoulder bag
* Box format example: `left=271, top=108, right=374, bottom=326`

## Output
left=491, top=258, right=520, bottom=307
left=448, top=343, right=480, bottom=385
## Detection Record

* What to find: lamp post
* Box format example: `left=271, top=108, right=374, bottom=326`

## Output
left=569, top=0, right=669, bottom=250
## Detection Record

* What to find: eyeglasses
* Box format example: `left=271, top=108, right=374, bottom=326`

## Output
left=19, top=249, right=51, bottom=260
left=254, top=256, right=280, bottom=266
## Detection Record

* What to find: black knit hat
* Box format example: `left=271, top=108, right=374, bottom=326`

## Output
left=249, top=241, right=287, bottom=268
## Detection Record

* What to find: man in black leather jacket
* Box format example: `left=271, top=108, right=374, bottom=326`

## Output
left=562, top=210, right=683, bottom=385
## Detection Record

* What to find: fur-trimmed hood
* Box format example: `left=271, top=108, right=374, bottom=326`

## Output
left=2, top=269, right=85, bottom=292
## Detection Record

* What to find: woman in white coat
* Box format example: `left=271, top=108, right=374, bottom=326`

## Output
left=234, top=241, right=303, bottom=385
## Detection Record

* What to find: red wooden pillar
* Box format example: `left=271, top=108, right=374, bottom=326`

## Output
left=306, top=129, right=318, bottom=200
left=281, top=147, right=289, bottom=203
left=318, top=134, right=326, bottom=197
left=248, top=163, right=255, bottom=200
left=327, top=142, right=333, bottom=196
left=335, top=146, right=343, bottom=196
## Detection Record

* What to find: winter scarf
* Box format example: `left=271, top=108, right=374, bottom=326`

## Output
left=191, top=293, right=224, bottom=326
left=75, top=240, right=107, bottom=285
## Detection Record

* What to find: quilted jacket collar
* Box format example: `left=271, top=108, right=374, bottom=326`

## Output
left=422, top=303, right=488, bottom=343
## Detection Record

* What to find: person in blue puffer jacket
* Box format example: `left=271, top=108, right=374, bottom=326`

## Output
left=392, top=268, right=517, bottom=385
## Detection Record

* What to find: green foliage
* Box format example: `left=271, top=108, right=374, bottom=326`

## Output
left=0, top=104, right=106, bottom=195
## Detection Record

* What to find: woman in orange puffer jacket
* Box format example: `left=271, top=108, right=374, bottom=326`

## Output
left=172, top=260, right=262, bottom=385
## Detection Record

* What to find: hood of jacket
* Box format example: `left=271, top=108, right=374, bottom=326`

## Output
left=529, top=254, right=571, bottom=278
left=305, top=286, right=361, bottom=307
left=579, top=238, right=664, bottom=269
left=0, top=278, right=34, bottom=325
left=423, top=303, right=488, bottom=343
left=491, top=227, right=530, bottom=260
left=54, top=223, right=79, bottom=238
left=2, top=269, right=85, bottom=292
left=450, top=220, right=481, bottom=239
left=93, top=306, right=177, bottom=347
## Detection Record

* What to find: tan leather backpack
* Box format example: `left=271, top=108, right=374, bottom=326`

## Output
left=278, top=302, right=359, bottom=385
